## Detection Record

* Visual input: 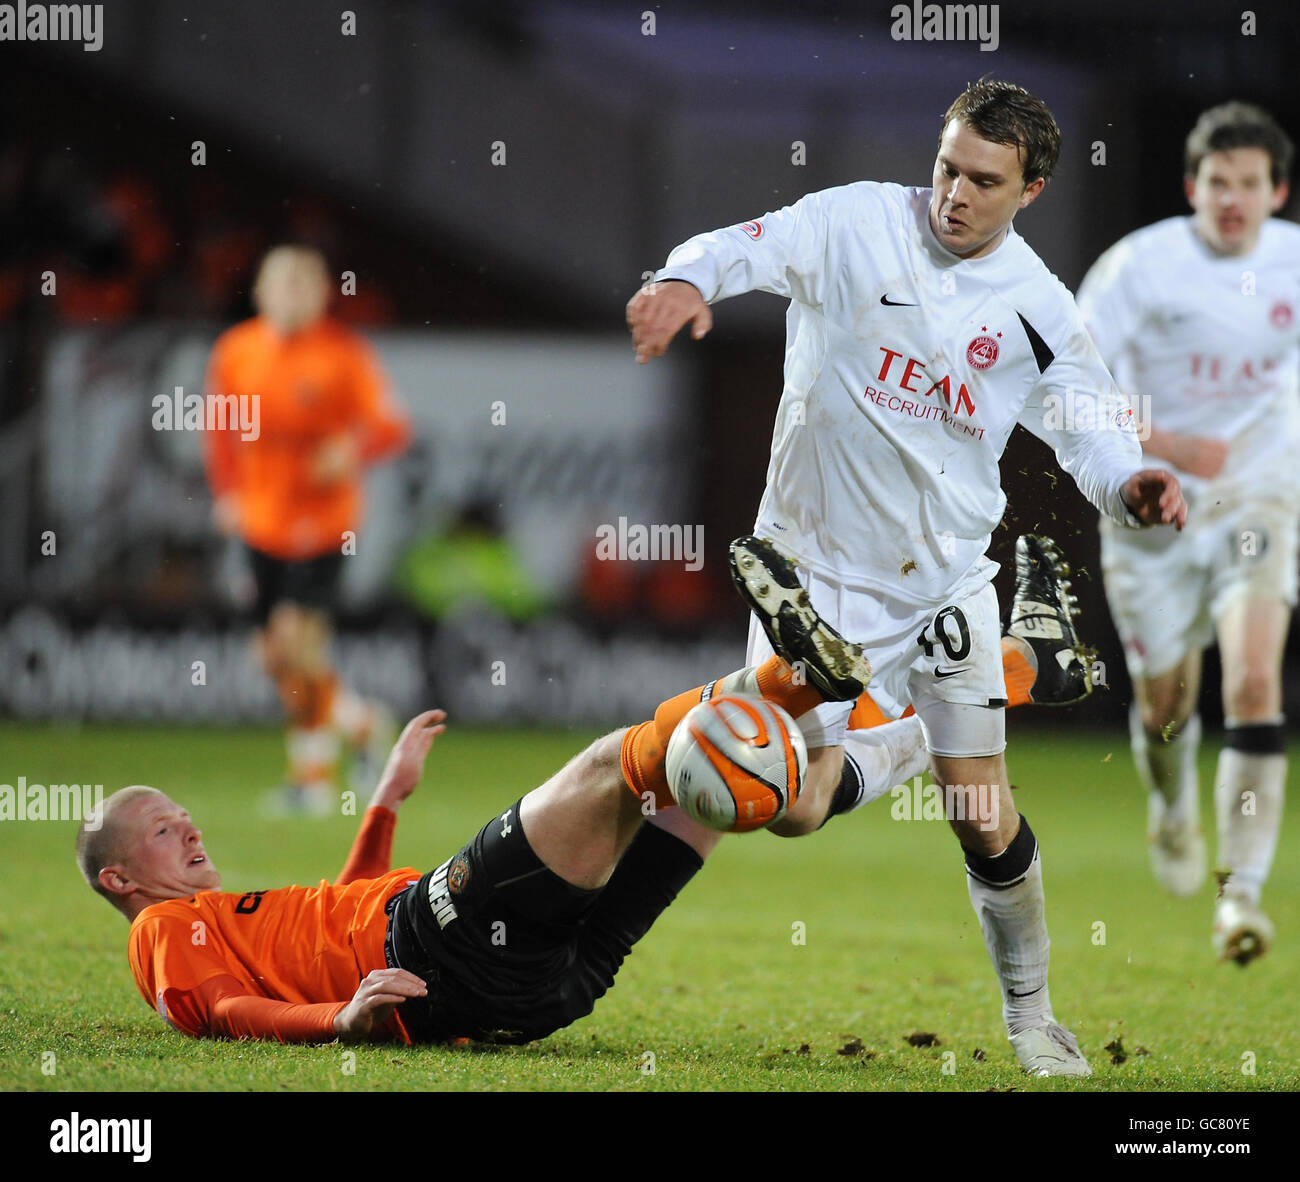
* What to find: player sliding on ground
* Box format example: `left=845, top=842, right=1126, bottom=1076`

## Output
left=79, top=535, right=1090, bottom=1072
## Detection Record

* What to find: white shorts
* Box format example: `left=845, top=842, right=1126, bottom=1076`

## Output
left=745, top=573, right=1007, bottom=759
left=1101, top=495, right=1299, bottom=680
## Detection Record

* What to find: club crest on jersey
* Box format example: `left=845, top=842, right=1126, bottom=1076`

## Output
left=427, top=857, right=460, bottom=929
left=966, top=331, right=1000, bottom=370
left=1270, top=301, right=1293, bottom=329
left=739, top=220, right=764, bottom=240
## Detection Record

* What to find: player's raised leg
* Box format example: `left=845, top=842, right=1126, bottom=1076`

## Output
left=833, top=533, right=1096, bottom=823
left=1211, top=593, right=1289, bottom=964
left=1003, top=534, right=1092, bottom=706
left=517, top=731, right=651, bottom=889
left=621, top=547, right=871, bottom=829
left=731, top=533, right=1097, bottom=835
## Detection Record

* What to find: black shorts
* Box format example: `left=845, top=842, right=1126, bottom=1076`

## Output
left=246, top=547, right=344, bottom=625
left=384, top=805, right=703, bottom=1045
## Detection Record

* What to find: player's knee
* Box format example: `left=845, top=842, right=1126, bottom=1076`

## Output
left=578, top=729, right=629, bottom=792
left=264, top=609, right=302, bottom=666
left=1139, top=697, right=1193, bottom=738
left=1222, top=667, right=1278, bottom=721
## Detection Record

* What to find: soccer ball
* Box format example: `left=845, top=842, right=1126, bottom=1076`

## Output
left=665, top=695, right=806, bottom=832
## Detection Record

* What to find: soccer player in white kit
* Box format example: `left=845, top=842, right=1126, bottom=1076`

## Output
left=628, top=79, right=1187, bottom=1076
left=1077, top=102, right=1297, bottom=964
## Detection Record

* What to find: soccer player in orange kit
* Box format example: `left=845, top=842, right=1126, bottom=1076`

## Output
left=79, top=704, right=721, bottom=1046
left=204, top=245, right=410, bottom=812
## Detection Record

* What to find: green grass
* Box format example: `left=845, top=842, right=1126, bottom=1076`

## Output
left=1, top=721, right=1297, bottom=1092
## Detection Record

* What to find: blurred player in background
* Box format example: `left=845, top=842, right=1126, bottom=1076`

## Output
left=1077, top=103, right=1297, bottom=963
left=204, top=245, right=410, bottom=813
left=629, top=78, right=1188, bottom=1076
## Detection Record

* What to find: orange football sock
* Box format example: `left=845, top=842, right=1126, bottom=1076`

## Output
left=277, top=671, right=342, bottom=786
left=304, top=671, right=339, bottom=728
left=620, top=655, right=832, bottom=809
left=843, top=640, right=1035, bottom=730
left=1002, top=636, right=1036, bottom=709
left=848, top=693, right=915, bottom=729
left=620, top=685, right=710, bottom=811
left=275, top=670, right=311, bottom=726
left=752, top=654, right=829, bottom=721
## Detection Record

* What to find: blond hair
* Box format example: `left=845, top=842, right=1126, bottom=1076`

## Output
left=76, top=786, right=164, bottom=915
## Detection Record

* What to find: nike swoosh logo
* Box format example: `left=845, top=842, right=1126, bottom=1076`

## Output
left=934, top=667, right=961, bottom=679
left=881, top=294, right=918, bottom=307
left=1008, top=985, right=1044, bottom=998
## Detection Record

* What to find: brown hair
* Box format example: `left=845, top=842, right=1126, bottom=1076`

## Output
left=941, top=78, right=1062, bottom=185
left=1185, top=101, right=1294, bottom=187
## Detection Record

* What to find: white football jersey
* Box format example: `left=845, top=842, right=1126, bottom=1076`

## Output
left=1077, top=216, right=1300, bottom=499
left=657, top=182, right=1143, bottom=606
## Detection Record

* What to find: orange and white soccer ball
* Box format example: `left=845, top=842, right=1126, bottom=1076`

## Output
left=665, top=695, right=806, bottom=832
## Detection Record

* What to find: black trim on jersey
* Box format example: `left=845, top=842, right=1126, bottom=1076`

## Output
left=987, top=697, right=1008, bottom=708
left=1016, top=313, right=1055, bottom=374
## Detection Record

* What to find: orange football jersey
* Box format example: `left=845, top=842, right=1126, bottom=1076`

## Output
left=203, top=316, right=409, bottom=560
left=128, top=865, right=418, bottom=1041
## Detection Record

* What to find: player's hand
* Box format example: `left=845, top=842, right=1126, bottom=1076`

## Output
left=334, top=968, right=427, bottom=1042
left=212, top=495, right=241, bottom=537
left=370, top=709, right=447, bottom=811
left=312, top=434, right=361, bottom=485
left=1121, top=468, right=1188, bottom=531
left=626, top=279, right=713, bottom=363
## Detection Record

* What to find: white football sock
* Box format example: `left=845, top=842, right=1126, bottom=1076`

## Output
left=715, top=666, right=760, bottom=697
left=967, top=849, right=1053, bottom=1036
left=332, top=687, right=375, bottom=746
left=1130, top=704, right=1200, bottom=823
left=841, top=716, right=930, bottom=811
left=287, top=725, right=340, bottom=788
left=1214, top=725, right=1286, bottom=906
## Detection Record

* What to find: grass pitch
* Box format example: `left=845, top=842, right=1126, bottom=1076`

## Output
left=1, top=720, right=1296, bottom=1092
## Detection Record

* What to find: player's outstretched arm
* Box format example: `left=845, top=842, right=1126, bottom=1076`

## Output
left=333, top=968, right=429, bottom=1042
left=626, top=279, right=713, bottom=363
left=1121, top=468, right=1188, bottom=530
left=370, top=709, right=446, bottom=812
left=336, top=709, right=447, bottom=884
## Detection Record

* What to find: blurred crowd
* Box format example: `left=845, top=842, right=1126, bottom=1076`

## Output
left=0, top=140, right=398, bottom=331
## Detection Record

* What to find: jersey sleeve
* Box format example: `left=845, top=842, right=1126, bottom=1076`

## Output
left=201, top=333, right=240, bottom=499
left=1075, top=239, right=1145, bottom=371
left=133, top=909, right=350, bottom=1043
left=1016, top=310, right=1145, bottom=528
left=159, top=975, right=346, bottom=1042
left=348, top=335, right=411, bottom=465
left=335, top=805, right=396, bottom=885
left=654, top=186, right=843, bottom=307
